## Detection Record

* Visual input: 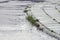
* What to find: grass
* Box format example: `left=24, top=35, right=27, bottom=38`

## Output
left=24, top=7, right=40, bottom=27
left=26, top=15, right=37, bottom=25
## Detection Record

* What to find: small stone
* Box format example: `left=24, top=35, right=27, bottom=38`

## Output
left=53, top=19, right=55, bottom=20
left=24, top=10, right=28, bottom=13
left=39, top=28, right=43, bottom=31
left=51, top=30, right=54, bottom=32
left=36, top=19, right=39, bottom=22
left=35, top=24, right=40, bottom=27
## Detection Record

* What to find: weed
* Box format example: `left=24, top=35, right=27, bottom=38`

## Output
left=27, top=15, right=37, bottom=25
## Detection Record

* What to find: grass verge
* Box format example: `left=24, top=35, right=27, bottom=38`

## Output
left=26, top=15, right=37, bottom=25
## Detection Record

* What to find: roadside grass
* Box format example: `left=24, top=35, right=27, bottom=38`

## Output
left=24, top=8, right=40, bottom=27
left=24, top=7, right=40, bottom=27
left=26, top=15, right=37, bottom=25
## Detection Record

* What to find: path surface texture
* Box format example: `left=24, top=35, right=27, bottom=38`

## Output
left=0, top=0, right=59, bottom=40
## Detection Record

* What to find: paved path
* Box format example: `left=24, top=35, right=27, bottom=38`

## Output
left=31, top=2, right=60, bottom=35
left=0, top=1, right=57, bottom=40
